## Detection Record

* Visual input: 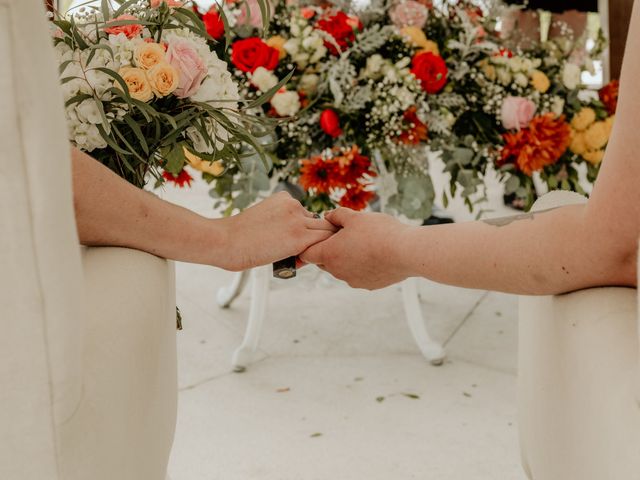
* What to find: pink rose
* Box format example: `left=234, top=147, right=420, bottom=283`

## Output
left=236, top=0, right=274, bottom=28
left=166, top=38, right=208, bottom=98
left=103, top=14, right=143, bottom=39
left=389, top=1, right=429, bottom=29
left=149, top=0, right=184, bottom=7
left=501, top=96, right=536, bottom=130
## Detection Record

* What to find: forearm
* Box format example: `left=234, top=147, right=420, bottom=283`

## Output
left=400, top=205, right=637, bottom=295
left=71, top=148, right=230, bottom=267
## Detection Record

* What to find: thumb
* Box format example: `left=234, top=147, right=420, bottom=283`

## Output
left=324, top=207, right=356, bottom=228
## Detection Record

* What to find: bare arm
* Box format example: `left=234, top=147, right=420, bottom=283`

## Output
left=72, top=148, right=335, bottom=271
left=301, top=2, right=640, bottom=294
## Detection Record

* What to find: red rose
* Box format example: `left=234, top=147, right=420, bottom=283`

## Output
left=203, top=9, right=225, bottom=40
left=411, top=52, right=448, bottom=94
left=315, top=11, right=362, bottom=55
left=231, top=37, right=279, bottom=73
left=320, top=109, right=342, bottom=138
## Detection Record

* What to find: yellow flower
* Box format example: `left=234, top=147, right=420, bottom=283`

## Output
left=147, top=62, right=180, bottom=97
left=134, top=42, right=166, bottom=70
left=584, top=121, right=609, bottom=151
left=604, top=115, right=615, bottom=136
left=582, top=149, right=604, bottom=165
left=569, top=131, right=587, bottom=155
left=184, top=148, right=225, bottom=176
left=266, top=35, right=287, bottom=60
left=570, top=107, right=596, bottom=131
left=118, top=67, right=153, bottom=102
left=400, top=26, right=438, bottom=54
left=418, top=40, right=440, bottom=56
left=530, top=70, right=550, bottom=93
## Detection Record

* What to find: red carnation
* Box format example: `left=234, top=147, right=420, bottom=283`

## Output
left=599, top=79, right=619, bottom=115
left=231, top=37, right=279, bottom=73
left=163, top=169, right=193, bottom=188
left=203, top=9, right=225, bottom=40
left=339, top=184, right=375, bottom=211
left=320, top=109, right=343, bottom=138
left=315, top=11, right=362, bottom=55
left=411, top=52, right=448, bottom=94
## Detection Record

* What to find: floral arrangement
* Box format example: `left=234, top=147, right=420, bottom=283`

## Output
left=52, top=0, right=276, bottom=190
left=179, top=0, right=611, bottom=218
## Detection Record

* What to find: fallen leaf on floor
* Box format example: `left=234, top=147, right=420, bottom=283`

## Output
left=463, top=392, right=472, bottom=398
left=376, top=396, right=385, bottom=403
left=310, top=433, right=323, bottom=438
left=354, top=377, right=364, bottom=382
left=276, top=387, right=290, bottom=393
left=402, top=393, right=420, bottom=400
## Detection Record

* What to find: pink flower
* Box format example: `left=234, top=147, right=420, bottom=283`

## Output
left=149, top=0, right=184, bottom=7
left=236, top=0, right=274, bottom=28
left=389, top=1, right=429, bottom=29
left=103, top=15, right=143, bottom=39
left=501, top=96, right=536, bottom=130
left=166, top=38, right=208, bottom=98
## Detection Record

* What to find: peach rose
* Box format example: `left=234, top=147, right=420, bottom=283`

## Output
left=118, top=67, right=153, bottom=102
left=104, top=14, right=143, bottom=39
left=166, top=38, right=207, bottom=98
left=184, top=148, right=225, bottom=176
left=530, top=70, right=550, bottom=93
left=582, top=149, right=604, bottom=165
left=147, top=62, right=180, bottom=97
left=134, top=42, right=166, bottom=70
left=390, top=0, right=429, bottom=29
left=501, top=96, right=536, bottom=130
left=584, top=121, right=609, bottom=151
left=266, top=36, right=287, bottom=60
left=569, top=131, right=587, bottom=155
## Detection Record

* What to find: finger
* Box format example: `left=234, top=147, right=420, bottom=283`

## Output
left=324, top=207, right=356, bottom=227
left=299, top=242, right=326, bottom=265
left=305, top=217, right=339, bottom=232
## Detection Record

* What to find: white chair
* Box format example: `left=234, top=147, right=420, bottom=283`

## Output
left=518, top=191, right=640, bottom=479
left=0, top=1, right=178, bottom=479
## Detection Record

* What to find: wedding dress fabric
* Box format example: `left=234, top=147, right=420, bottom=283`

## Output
left=518, top=191, right=640, bottom=479
left=0, top=1, right=177, bottom=478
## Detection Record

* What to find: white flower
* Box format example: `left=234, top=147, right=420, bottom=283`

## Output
left=75, top=99, right=103, bottom=124
left=250, top=66, right=278, bottom=93
left=496, top=68, right=512, bottom=86
left=363, top=54, right=385, bottom=78
left=562, top=63, right=581, bottom=90
left=298, top=73, right=320, bottom=95
left=551, top=96, right=565, bottom=116
left=185, top=118, right=229, bottom=154
left=192, top=64, right=239, bottom=107
left=73, top=123, right=107, bottom=152
left=271, top=90, right=300, bottom=117
left=514, top=72, right=529, bottom=87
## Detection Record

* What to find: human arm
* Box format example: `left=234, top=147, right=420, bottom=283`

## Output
left=72, top=147, right=336, bottom=271
left=300, top=2, right=640, bottom=294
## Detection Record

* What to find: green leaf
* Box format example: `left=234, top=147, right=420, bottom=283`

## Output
left=164, top=143, right=186, bottom=174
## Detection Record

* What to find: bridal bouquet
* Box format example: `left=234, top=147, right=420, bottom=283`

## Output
left=52, top=0, right=275, bottom=189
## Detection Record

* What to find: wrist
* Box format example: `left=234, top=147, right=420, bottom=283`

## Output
left=203, top=216, right=235, bottom=270
left=393, top=224, right=422, bottom=280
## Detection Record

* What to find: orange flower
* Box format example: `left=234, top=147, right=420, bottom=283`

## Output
left=335, top=145, right=375, bottom=184
left=599, top=80, right=619, bottom=115
left=339, top=184, right=375, bottom=211
left=397, top=107, right=428, bottom=145
left=299, top=156, right=342, bottom=193
left=501, top=114, right=571, bottom=176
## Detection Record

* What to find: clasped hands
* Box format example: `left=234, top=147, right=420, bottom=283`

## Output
left=227, top=192, right=415, bottom=290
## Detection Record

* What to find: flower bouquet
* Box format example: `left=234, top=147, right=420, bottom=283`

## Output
left=53, top=0, right=278, bottom=191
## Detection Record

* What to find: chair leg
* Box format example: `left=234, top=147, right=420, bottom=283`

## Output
left=231, top=266, right=271, bottom=372
left=401, top=278, right=446, bottom=366
left=216, top=270, right=250, bottom=309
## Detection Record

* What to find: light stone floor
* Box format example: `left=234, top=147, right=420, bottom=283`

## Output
left=159, top=164, right=529, bottom=480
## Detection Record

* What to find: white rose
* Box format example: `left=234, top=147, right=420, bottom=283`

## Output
left=271, top=90, right=300, bottom=117
left=562, top=63, right=581, bottom=90
left=298, top=73, right=320, bottom=95
left=250, top=66, right=278, bottom=93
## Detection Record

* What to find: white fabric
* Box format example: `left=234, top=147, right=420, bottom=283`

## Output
left=518, top=191, right=640, bottom=479
left=0, top=1, right=178, bottom=478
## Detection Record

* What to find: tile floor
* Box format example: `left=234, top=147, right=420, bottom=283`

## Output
left=159, top=166, right=529, bottom=480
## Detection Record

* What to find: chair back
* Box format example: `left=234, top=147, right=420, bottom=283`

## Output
left=0, top=0, right=85, bottom=477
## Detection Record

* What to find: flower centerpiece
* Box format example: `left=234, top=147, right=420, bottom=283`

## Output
left=53, top=0, right=278, bottom=192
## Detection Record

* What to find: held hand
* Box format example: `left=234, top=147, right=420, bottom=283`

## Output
left=221, top=192, right=337, bottom=271
left=300, top=208, right=414, bottom=290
